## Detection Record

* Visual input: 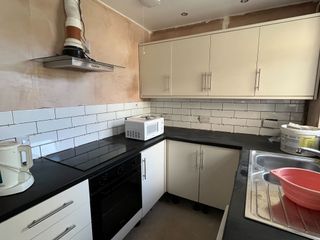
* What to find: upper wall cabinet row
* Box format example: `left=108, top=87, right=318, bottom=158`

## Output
left=139, top=15, right=320, bottom=99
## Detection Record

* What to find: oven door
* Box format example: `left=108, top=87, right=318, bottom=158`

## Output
left=90, top=162, right=142, bottom=240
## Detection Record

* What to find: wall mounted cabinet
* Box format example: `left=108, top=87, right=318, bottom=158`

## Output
left=166, top=140, right=240, bottom=210
left=139, top=14, right=320, bottom=100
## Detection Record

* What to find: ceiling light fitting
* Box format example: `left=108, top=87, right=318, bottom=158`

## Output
left=240, top=0, right=249, bottom=3
left=139, top=0, right=161, bottom=8
left=181, top=12, right=188, bottom=16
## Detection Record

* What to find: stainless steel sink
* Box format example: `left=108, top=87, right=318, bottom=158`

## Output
left=245, top=150, right=320, bottom=240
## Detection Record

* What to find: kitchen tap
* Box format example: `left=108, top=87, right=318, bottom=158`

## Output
left=296, top=147, right=320, bottom=161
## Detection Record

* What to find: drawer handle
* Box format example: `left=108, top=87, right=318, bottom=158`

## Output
left=52, top=224, right=76, bottom=240
left=27, top=201, right=74, bottom=229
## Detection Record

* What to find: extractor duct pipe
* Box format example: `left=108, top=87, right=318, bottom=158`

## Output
left=63, top=0, right=85, bottom=58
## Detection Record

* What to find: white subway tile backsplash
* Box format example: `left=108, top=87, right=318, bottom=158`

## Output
left=37, top=118, right=72, bottom=133
left=182, top=102, right=201, bottom=109
left=212, top=110, right=234, bottom=117
left=57, top=126, right=86, bottom=140
left=72, top=115, right=97, bottom=127
left=200, top=102, right=223, bottom=110
left=55, top=106, right=85, bottom=118
left=234, top=126, right=260, bottom=135
left=40, top=138, right=74, bottom=156
left=211, top=124, right=234, bottom=133
left=107, top=103, right=124, bottom=112
left=29, top=131, right=58, bottom=147
left=173, top=108, right=191, bottom=115
left=31, top=146, right=41, bottom=159
left=116, top=110, right=132, bottom=119
left=191, top=122, right=211, bottom=130
left=86, top=122, right=108, bottom=133
left=223, top=103, right=247, bottom=111
left=85, top=105, right=107, bottom=115
left=0, top=112, right=13, bottom=126
left=13, top=108, right=55, bottom=124
left=108, top=119, right=124, bottom=128
left=259, top=128, right=280, bottom=136
left=261, top=112, right=290, bottom=121
left=235, top=111, right=260, bottom=119
left=151, top=99, right=305, bottom=137
left=275, top=104, right=304, bottom=113
left=124, top=102, right=139, bottom=110
left=246, top=119, right=262, bottom=127
left=132, top=108, right=144, bottom=116
left=248, top=104, right=275, bottom=112
left=97, top=112, right=116, bottom=122
left=222, top=118, right=246, bottom=126
left=191, top=109, right=211, bottom=116
left=210, top=117, right=222, bottom=124
left=173, top=121, right=190, bottom=128
left=98, top=129, right=113, bottom=140
left=0, top=123, right=37, bottom=140
left=74, top=132, right=99, bottom=147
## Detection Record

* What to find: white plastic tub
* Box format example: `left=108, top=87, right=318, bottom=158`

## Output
left=280, top=124, right=320, bottom=156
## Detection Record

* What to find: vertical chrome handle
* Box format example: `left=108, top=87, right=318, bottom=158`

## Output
left=164, top=75, right=170, bottom=92
left=202, top=73, right=206, bottom=91
left=207, top=72, right=212, bottom=91
left=143, top=158, right=147, bottom=180
left=195, top=150, right=199, bottom=169
left=52, top=225, right=76, bottom=240
left=200, top=149, right=204, bottom=170
left=255, top=68, right=261, bottom=91
left=27, top=201, right=74, bottom=229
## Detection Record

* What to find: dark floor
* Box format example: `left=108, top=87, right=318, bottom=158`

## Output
left=125, top=196, right=223, bottom=240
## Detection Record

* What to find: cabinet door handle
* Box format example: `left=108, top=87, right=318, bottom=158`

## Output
left=202, top=73, right=206, bottom=91
left=52, top=224, right=76, bottom=240
left=195, top=150, right=199, bottom=169
left=200, top=150, right=204, bottom=170
left=255, top=68, right=261, bottom=91
left=143, top=158, right=147, bottom=180
left=164, top=75, right=170, bottom=92
left=207, top=72, right=212, bottom=91
left=27, top=201, right=74, bottom=229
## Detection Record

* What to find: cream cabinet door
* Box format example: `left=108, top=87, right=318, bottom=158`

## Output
left=199, top=145, right=239, bottom=210
left=171, top=36, right=210, bottom=96
left=141, top=141, right=166, bottom=217
left=166, top=140, right=200, bottom=202
left=210, top=28, right=259, bottom=97
left=256, top=17, right=320, bottom=98
left=139, top=43, right=171, bottom=97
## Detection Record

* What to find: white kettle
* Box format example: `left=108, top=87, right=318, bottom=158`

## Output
left=0, top=141, right=34, bottom=196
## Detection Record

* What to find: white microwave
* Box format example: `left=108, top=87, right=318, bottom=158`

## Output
left=125, top=115, right=164, bottom=141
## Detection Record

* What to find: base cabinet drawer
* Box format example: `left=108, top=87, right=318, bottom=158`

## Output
left=70, top=224, right=92, bottom=240
left=32, top=202, right=91, bottom=240
left=0, top=180, right=90, bottom=240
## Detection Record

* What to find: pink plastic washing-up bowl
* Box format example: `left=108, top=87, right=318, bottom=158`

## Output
left=271, top=167, right=320, bottom=211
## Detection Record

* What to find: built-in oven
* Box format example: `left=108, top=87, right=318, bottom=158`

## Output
left=89, top=154, right=142, bottom=240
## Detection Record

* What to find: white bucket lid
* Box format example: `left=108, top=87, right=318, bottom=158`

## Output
left=281, top=124, right=320, bottom=136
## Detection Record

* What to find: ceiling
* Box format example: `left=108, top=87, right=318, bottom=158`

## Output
left=102, top=0, right=312, bottom=31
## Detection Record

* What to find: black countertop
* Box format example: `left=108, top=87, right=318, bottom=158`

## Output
left=0, top=127, right=308, bottom=239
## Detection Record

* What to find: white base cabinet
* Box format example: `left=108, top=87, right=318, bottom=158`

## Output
left=141, top=141, right=166, bottom=217
left=0, top=180, right=92, bottom=240
left=167, top=140, right=240, bottom=210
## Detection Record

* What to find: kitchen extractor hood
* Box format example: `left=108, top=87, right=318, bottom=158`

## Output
left=33, top=0, right=123, bottom=72
left=33, top=55, right=119, bottom=72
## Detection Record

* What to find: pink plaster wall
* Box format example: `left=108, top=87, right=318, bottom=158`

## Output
left=0, top=0, right=148, bottom=111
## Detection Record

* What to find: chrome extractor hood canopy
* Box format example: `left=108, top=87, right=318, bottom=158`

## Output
left=33, top=55, right=120, bottom=72
left=33, top=0, right=123, bottom=72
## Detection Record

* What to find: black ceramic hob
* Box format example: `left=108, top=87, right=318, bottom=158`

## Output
left=44, top=139, right=133, bottom=171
